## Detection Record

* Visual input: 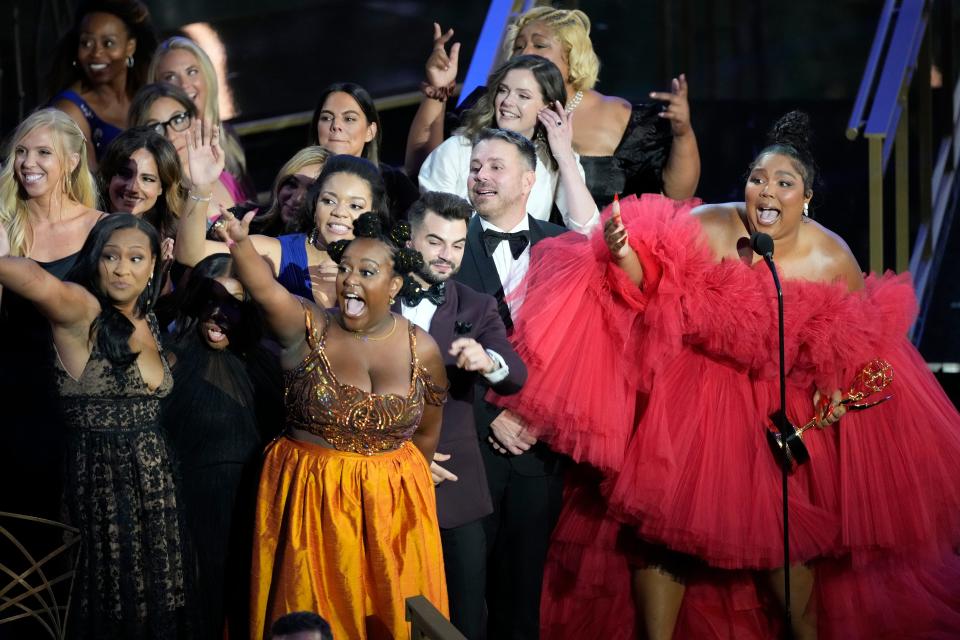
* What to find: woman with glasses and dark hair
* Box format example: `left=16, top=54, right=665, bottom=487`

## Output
left=309, top=82, right=419, bottom=221
left=129, top=82, right=238, bottom=213
left=0, top=213, right=194, bottom=638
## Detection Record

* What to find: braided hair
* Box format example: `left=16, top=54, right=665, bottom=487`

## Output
left=326, top=212, right=423, bottom=278
left=751, top=110, right=819, bottom=199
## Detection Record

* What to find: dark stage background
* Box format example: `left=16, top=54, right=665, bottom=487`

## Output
left=1, top=0, right=958, bottom=394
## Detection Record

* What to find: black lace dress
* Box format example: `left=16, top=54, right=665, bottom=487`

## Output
left=55, top=314, right=192, bottom=639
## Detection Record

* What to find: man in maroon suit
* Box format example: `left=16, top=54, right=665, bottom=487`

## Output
left=398, top=190, right=527, bottom=639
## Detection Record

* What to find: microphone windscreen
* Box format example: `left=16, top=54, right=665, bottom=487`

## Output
left=750, top=231, right=775, bottom=257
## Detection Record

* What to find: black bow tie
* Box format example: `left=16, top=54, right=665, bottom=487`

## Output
left=402, top=280, right=447, bottom=306
left=482, top=229, right=530, bottom=260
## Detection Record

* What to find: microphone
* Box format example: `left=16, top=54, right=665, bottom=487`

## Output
left=750, top=229, right=794, bottom=638
left=750, top=231, right=774, bottom=259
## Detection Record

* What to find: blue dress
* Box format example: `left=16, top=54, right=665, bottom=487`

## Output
left=276, top=233, right=313, bottom=301
left=51, top=89, right=123, bottom=160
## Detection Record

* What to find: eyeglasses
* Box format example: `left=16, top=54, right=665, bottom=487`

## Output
left=151, top=111, right=191, bottom=137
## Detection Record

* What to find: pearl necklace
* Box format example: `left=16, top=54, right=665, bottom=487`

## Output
left=565, top=90, right=584, bottom=113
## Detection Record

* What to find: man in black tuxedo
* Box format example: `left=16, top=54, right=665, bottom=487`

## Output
left=453, top=128, right=570, bottom=639
left=397, top=191, right=527, bottom=639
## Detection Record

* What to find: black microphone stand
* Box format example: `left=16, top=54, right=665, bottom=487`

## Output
left=752, top=232, right=793, bottom=639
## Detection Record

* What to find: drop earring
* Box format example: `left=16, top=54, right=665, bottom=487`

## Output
left=802, top=202, right=810, bottom=217
left=126, top=56, right=134, bottom=68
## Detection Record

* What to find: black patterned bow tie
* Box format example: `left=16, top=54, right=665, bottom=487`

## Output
left=482, top=229, right=530, bottom=260
left=402, top=280, right=447, bottom=306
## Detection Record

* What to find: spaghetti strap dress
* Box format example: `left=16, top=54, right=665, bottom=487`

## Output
left=56, top=314, right=193, bottom=639
left=249, top=307, right=448, bottom=640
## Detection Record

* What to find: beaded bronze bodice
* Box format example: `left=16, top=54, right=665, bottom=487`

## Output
left=284, top=307, right=446, bottom=455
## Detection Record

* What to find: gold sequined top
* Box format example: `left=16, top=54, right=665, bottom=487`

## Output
left=284, top=306, right=447, bottom=455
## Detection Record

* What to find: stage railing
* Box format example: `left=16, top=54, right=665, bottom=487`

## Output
left=847, top=0, right=959, bottom=338
left=406, top=595, right=466, bottom=640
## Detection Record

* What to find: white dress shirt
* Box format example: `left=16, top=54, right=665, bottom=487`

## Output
left=477, top=215, right=532, bottom=317
left=400, top=295, right=509, bottom=384
left=419, top=134, right=597, bottom=232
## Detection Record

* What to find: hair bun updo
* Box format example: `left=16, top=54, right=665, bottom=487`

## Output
left=324, top=213, right=423, bottom=276
left=753, top=110, right=820, bottom=199
left=766, top=110, right=813, bottom=157
left=352, top=211, right=384, bottom=239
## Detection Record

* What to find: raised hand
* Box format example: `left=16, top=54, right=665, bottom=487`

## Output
left=538, top=100, right=575, bottom=161
left=425, top=22, right=460, bottom=88
left=186, top=120, right=225, bottom=189
left=650, top=74, right=693, bottom=138
left=212, top=205, right=255, bottom=248
left=604, top=197, right=630, bottom=259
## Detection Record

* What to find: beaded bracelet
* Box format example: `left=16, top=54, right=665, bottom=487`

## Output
left=420, top=81, right=457, bottom=103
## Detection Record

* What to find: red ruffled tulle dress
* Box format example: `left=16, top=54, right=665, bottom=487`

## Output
left=491, top=194, right=960, bottom=639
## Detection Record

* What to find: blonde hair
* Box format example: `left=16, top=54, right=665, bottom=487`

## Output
left=0, top=109, right=98, bottom=257
left=252, top=145, right=333, bottom=236
left=504, top=6, right=600, bottom=92
left=148, top=36, right=248, bottom=180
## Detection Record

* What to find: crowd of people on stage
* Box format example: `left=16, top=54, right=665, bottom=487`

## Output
left=2, top=1, right=960, bottom=639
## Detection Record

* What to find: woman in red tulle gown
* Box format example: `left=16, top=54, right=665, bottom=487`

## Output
left=492, top=112, right=960, bottom=639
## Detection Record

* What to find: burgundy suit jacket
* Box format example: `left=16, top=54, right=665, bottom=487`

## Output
left=396, top=279, right=526, bottom=528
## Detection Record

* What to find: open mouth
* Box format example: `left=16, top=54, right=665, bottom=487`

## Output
left=204, top=321, right=228, bottom=344
left=88, top=63, right=109, bottom=72
left=342, top=291, right=366, bottom=318
left=21, top=172, right=44, bottom=185
left=472, top=186, right=497, bottom=200
left=756, top=206, right=781, bottom=226
left=498, top=108, right=519, bottom=121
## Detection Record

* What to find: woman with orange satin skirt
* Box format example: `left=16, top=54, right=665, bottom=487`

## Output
left=209, top=201, right=450, bottom=640
left=250, top=435, right=448, bottom=639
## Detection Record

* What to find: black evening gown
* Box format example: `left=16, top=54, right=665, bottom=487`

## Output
left=577, top=102, right=673, bottom=209
left=162, top=330, right=283, bottom=639
left=56, top=313, right=193, bottom=639
left=0, top=254, right=76, bottom=640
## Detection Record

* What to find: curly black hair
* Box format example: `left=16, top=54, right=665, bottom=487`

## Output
left=751, top=110, right=819, bottom=198
left=326, top=212, right=423, bottom=277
